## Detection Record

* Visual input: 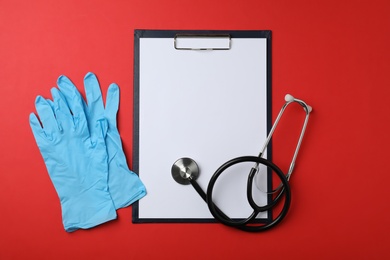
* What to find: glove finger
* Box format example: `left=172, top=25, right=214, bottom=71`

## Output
left=84, top=72, right=104, bottom=120
left=46, top=98, right=55, bottom=111
left=34, top=96, right=58, bottom=137
left=51, top=88, right=73, bottom=131
left=29, top=112, right=49, bottom=143
left=84, top=72, right=105, bottom=144
left=57, top=75, right=88, bottom=127
left=105, top=83, right=119, bottom=126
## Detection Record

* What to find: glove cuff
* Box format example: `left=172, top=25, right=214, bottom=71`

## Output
left=60, top=192, right=117, bottom=232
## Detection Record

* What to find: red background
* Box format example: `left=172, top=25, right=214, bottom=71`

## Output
left=1, top=0, right=390, bottom=259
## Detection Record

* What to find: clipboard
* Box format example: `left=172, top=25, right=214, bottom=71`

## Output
left=133, top=30, right=272, bottom=223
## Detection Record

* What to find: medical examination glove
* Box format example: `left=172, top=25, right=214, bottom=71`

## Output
left=29, top=88, right=117, bottom=232
left=57, top=73, right=146, bottom=209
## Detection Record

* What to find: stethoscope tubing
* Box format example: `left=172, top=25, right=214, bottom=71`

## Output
left=190, top=156, right=291, bottom=232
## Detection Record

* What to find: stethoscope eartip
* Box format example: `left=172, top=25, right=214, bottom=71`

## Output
left=285, top=94, right=294, bottom=102
left=285, top=93, right=312, bottom=114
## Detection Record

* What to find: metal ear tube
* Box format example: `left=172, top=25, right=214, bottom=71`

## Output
left=254, top=94, right=312, bottom=194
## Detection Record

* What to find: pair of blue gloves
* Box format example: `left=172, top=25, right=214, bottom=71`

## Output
left=29, top=72, right=146, bottom=232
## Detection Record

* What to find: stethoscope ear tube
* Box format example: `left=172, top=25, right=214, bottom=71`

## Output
left=205, top=156, right=291, bottom=232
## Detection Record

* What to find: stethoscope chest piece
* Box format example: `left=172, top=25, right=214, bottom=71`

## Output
left=171, top=157, right=199, bottom=185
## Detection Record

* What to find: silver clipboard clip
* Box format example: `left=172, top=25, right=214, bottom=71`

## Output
left=174, top=34, right=231, bottom=50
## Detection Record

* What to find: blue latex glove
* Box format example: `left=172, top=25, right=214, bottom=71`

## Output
left=29, top=88, right=117, bottom=232
left=57, top=72, right=146, bottom=209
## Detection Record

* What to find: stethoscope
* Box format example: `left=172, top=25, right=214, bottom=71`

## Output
left=171, top=94, right=312, bottom=232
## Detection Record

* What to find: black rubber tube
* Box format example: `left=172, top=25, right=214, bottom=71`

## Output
left=203, top=156, right=291, bottom=232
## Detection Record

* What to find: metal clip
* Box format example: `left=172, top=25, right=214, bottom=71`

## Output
left=174, top=34, right=231, bottom=50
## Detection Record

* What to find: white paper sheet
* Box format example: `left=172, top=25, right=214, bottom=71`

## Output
left=135, top=33, right=270, bottom=221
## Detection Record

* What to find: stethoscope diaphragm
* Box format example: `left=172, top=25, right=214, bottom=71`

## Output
left=171, top=157, right=200, bottom=185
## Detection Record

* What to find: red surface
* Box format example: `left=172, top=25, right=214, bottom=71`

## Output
left=1, top=0, right=390, bottom=259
